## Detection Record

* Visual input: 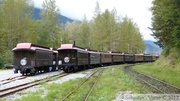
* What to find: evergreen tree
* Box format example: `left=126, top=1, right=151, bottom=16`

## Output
left=119, top=17, right=145, bottom=53
left=37, top=1, right=145, bottom=54
left=1, top=0, right=33, bottom=49
left=0, top=2, right=5, bottom=67
left=76, top=16, right=91, bottom=48
left=0, top=0, right=33, bottom=64
left=151, top=0, right=180, bottom=51
left=63, top=21, right=80, bottom=44
left=40, top=0, right=62, bottom=48
left=89, top=2, right=145, bottom=52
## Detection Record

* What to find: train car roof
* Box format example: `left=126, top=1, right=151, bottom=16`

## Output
left=135, top=54, right=144, bottom=56
left=143, top=54, right=152, bottom=56
left=58, top=44, right=73, bottom=49
left=124, top=53, right=134, bottom=56
left=152, top=54, right=159, bottom=56
left=53, top=50, right=58, bottom=53
left=111, top=52, right=124, bottom=55
left=88, top=50, right=100, bottom=54
left=12, top=43, right=52, bottom=52
left=57, top=44, right=88, bottom=52
left=100, top=51, right=112, bottom=55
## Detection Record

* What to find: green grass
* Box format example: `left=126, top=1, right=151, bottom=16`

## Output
left=66, top=69, right=102, bottom=101
left=133, top=63, right=180, bottom=88
left=157, top=48, right=180, bottom=69
left=87, top=65, right=154, bottom=101
left=2, top=65, right=155, bottom=101
left=12, top=78, right=85, bottom=101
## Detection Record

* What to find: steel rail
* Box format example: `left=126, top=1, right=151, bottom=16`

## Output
left=0, top=76, right=27, bottom=85
left=0, top=73, right=68, bottom=97
left=0, top=75, right=23, bottom=82
left=61, top=70, right=99, bottom=101
left=84, top=69, right=104, bottom=101
left=124, top=65, right=180, bottom=94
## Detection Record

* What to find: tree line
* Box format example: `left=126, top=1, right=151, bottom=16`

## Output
left=151, top=0, right=180, bottom=56
left=0, top=0, right=145, bottom=67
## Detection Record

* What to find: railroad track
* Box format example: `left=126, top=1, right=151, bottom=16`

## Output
left=0, top=75, right=24, bottom=82
left=0, top=71, right=62, bottom=86
left=0, top=73, right=69, bottom=98
left=61, top=69, right=104, bottom=101
left=84, top=69, right=104, bottom=101
left=0, top=76, right=27, bottom=85
left=124, top=65, right=180, bottom=94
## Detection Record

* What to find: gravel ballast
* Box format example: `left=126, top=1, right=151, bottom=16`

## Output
left=0, top=69, right=94, bottom=101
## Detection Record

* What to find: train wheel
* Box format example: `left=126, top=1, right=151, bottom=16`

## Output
left=73, top=67, right=77, bottom=72
left=83, top=66, right=86, bottom=70
left=64, top=68, right=69, bottom=73
left=30, top=73, right=35, bottom=76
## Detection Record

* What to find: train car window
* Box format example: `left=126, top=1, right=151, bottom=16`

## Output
left=53, top=53, right=56, bottom=60
left=73, top=53, right=76, bottom=58
left=14, top=51, right=34, bottom=59
left=36, top=50, right=43, bottom=59
left=49, top=53, right=51, bottom=58
left=72, top=51, right=75, bottom=58
left=36, top=50, right=52, bottom=60
left=29, top=51, right=34, bottom=58
left=58, top=50, right=76, bottom=58
left=22, top=51, right=28, bottom=58
left=14, top=51, right=21, bottom=58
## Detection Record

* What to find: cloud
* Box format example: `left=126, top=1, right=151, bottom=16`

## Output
left=33, top=0, right=155, bottom=41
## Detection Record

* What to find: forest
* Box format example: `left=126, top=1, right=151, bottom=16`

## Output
left=151, top=0, right=180, bottom=68
left=0, top=0, right=145, bottom=67
left=151, top=0, right=180, bottom=53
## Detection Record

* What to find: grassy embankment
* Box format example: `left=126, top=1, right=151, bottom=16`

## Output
left=1, top=65, right=155, bottom=101
left=133, top=49, right=180, bottom=88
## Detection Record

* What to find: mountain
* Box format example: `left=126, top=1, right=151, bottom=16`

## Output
left=144, top=40, right=161, bottom=48
left=144, top=40, right=162, bottom=54
left=32, top=7, right=74, bottom=24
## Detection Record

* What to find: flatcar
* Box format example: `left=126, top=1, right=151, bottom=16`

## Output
left=12, top=43, right=57, bottom=75
left=57, top=44, right=89, bottom=72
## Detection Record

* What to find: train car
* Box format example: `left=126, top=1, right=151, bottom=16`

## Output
left=152, top=54, right=159, bottom=62
left=100, top=52, right=112, bottom=66
left=124, top=53, right=135, bottom=63
left=88, top=50, right=101, bottom=67
left=134, top=54, right=144, bottom=63
left=144, top=54, right=153, bottom=62
left=12, top=43, right=56, bottom=75
left=11, top=42, right=159, bottom=74
left=57, top=44, right=89, bottom=72
left=111, top=52, right=124, bottom=64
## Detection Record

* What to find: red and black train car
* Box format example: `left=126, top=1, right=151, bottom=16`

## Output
left=12, top=43, right=58, bottom=75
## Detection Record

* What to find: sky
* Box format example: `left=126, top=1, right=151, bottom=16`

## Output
left=33, top=0, right=155, bottom=41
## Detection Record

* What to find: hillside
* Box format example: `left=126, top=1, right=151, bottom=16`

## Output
left=32, top=7, right=74, bottom=24
left=144, top=40, right=162, bottom=54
